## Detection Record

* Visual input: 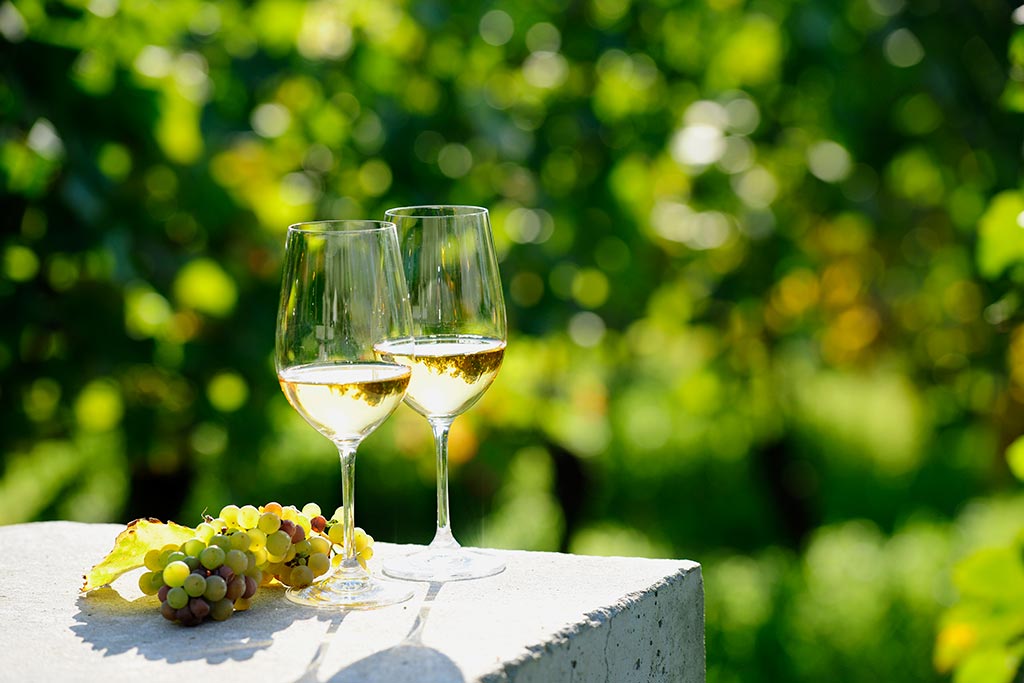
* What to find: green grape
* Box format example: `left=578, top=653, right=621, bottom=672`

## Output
left=183, top=573, right=206, bottom=598
left=266, top=530, right=291, bottom=557
left=238, top=505, right=260, bottom=529
left=354, top=530, right=372, bottom=553
left=138, top=571, right=162, bottom=595
left=144, top=549, right=163, bottom=572
left=182, top=539, right=206, bottom=557
left=295, top=539, right=312, bottom=556
left=301, top=502, right=321, bottom=518
left=219, top=504, right=240, bottom=527
left=229, top=532, right=251, bottom=552
left=162, top=561, right=190, bottom=588
left=225, top=549, right=248, bottom=575
left=210, top=599, right=233, bottom=622
left=200, top=546, right=226, bottom=570
left=210, top=534, right=232, bottom=550
left=266, top=551, right=286, bottom=564
left=166, top=586, right=189, bottom=609
left=251, top=547, right=268, bottom=567
left=283, top=544, right=297, bottom=563
left=281, top=506, right=299, bottom=523
left=296, top=514, right=312, bottom=536
left=308, top=553, right=330, bottom=577
left=327, top=524, right=345, bottom=545
left=167, top=551, right=186, bottom=565
left=195, top=522, right=216, bottom=543
left=309, top=537, right=331, bottom=556
left=204, top=575, right=227, bottom=602
left=289, top=565, right=314, bottom=587
left=257, top=512, right=280, bottom=535
left=184, top=556, right=200, bottom=571
left=247, top=528, right=267, bottom=551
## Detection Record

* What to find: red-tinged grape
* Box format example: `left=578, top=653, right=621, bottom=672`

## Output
left=160, top=601, right=177, bottom=621
left=189, top=597, right=211, bottom=620
left=242, top=576, right=257, bottom=599
left=262, top=502, right=283, bottom=516
left=225, top=576, right=245, bottom=601
left=218, top=565, right=235, bottom=583
left=158, top=585, right=170, bottom=602
left=290, top=525, right=305, bottom=543
left=311, top=516, right=326, bottom=533
left=175, top=606, right=198, bottom=626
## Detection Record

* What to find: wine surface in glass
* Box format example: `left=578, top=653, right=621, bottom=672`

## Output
left=278, top=362, right=411, bottom=442
left=375, top=334, right=505, bottom=418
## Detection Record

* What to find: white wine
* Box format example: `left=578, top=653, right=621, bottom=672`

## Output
left=278, top=362, right=411, bottom=442
left=375, top=335, right=505, bottom=418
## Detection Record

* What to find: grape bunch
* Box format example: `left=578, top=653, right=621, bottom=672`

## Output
left=211, top=502, right=333, bottom=588
left=137, top=529, right=259, bottom=626
left=136, top=501, right=377, bottom=626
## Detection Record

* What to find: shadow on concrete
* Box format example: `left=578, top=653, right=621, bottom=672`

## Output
left=319, top=582, right=464, bottom=683
left=71, top=584, right=336, bottom=664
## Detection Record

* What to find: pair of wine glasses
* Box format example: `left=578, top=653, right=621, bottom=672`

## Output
left=275, top=206, right=506, bottom=610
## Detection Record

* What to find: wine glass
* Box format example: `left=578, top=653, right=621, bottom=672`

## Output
left=377, top=205, right=507, bottom=582
left=275, top=219, right=415, bottom=609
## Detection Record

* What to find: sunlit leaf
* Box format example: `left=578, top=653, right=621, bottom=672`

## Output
left=952, top=547, right=1024, bottom=601
left=81, top=518, right=194, bottom=592
left=977, top=191, right=1024, bottom=280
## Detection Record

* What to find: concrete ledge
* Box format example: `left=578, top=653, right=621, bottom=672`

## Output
left=0, top=522, right=704, bottom=682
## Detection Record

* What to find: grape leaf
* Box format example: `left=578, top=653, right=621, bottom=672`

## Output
left=81, top=518, right=195, bottom=592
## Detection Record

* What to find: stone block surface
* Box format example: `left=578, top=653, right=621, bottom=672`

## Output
left=0, top=522, right=704, bottom=682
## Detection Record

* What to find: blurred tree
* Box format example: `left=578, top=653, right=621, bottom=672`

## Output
left=2, top=0, right=1023, bottom=680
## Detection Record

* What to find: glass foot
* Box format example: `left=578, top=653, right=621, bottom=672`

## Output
left=383, top=546, right=506, bottom=582
left=285, top=573, right=414, bottom=610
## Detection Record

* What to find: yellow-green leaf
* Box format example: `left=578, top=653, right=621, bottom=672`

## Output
left=1007, top=436, right=1024, bottom=482
left=81, top=518, right=194, bottom=592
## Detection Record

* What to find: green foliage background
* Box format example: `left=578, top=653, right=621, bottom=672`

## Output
left=3, top=0, right=1024, bottom=679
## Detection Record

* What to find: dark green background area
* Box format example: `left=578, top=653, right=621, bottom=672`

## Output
left=3, top=0, right=1024, bottom=680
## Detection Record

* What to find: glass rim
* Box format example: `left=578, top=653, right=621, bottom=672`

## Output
left=286, top=219, right=397, bottom=235
left=384, top=205, right=489, bottom=219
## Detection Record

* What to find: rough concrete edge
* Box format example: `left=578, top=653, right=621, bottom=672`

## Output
left=476, top=560, right=703, bottom=683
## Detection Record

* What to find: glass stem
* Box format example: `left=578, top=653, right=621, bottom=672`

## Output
left=336, top=442, right=366, bottom=578
left=429, top=417, right=459, bottom=549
